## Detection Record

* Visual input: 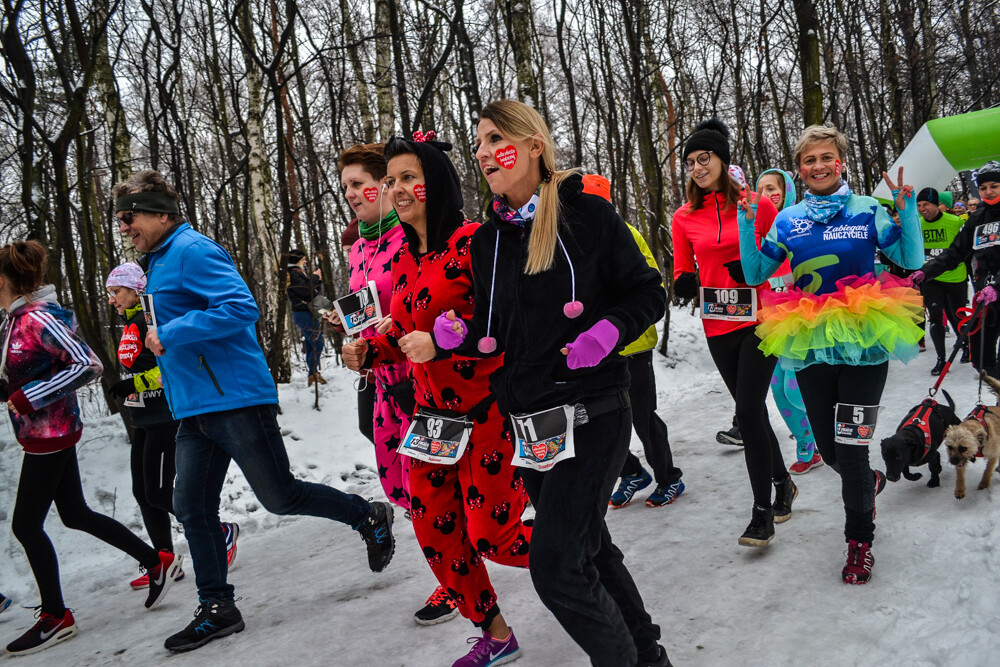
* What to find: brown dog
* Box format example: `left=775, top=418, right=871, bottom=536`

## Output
left=943, top=372, right=1000, bottom=499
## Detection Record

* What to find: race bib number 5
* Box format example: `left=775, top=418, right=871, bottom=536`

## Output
left=700, top=286, right=757, bottom=322
left=511, top=405, right=576, bottom=472
left=834, top=403, right=880, bottom=446
left=399, top=409, right=471, bottom=464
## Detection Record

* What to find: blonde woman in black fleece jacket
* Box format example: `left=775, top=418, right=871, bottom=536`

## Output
left=433, top=100, right=671, bottom=667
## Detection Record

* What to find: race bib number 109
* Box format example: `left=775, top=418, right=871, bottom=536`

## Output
left=700, top=286, right=757, bottom=322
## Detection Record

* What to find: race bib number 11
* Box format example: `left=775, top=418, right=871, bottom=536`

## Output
left=700, top=286, right=757, bottom=322
left=511, top=405, right=576, bottom=472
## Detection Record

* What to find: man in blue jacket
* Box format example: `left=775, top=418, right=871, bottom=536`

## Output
left=113, top=170, right=394, bottom=652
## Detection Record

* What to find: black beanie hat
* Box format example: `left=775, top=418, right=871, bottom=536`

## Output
left=385, top=133, right=464, bottom=255
left=287, top=248, right=306, bottom=263
left=977, top=161, right=1000, bottom=187
left=916, top=187, right=939, bottom=205
left=683, top=118, right=731, bottom=165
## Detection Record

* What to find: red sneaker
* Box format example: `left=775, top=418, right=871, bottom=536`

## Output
left=5, top=609, right=78, bottom=655
left=131, top=567, right=185, bottom=590
left=789, top=453, right=824, bottom=475
left=145, top=551, right=184, bottom=609
left=842, top=540, right=874, bottom=584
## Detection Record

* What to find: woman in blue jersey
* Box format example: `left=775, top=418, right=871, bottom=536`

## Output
left=738, top=125, right=923, bottom=585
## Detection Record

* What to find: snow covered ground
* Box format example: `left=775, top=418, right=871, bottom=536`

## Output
left=0, top=307, right=996, bottom=666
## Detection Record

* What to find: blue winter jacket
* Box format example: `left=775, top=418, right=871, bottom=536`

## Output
left=144, top=223, right=277, bottom=419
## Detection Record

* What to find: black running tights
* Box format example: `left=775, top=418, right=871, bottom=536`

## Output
left=706, top=326, right=787, bottom=506
left=12, top=448, right=159, bottom=615
left=131, top=422, right=179, bottom=552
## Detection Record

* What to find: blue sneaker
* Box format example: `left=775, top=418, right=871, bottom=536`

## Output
left=609, top=468, right=653, bottom=508
left=222, top=522, right=240, bottom=568
left=0, top=594, right=11, bottom=614
left=646, top=480, right=685, bottom=508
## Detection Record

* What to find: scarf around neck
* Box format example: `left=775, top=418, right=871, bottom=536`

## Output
left=803, top=181, right=853, bottom=224
left=359, top=209, right=401, bottom=241
left=492, top=188, right=541, bottom=227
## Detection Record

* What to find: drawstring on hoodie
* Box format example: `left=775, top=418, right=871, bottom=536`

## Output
left=558, top=235, right=584, bottom=318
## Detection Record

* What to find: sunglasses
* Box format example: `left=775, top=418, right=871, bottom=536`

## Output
left=116, top=210, right=137, bottom=227
left=683, top=151, right=713, bottom=171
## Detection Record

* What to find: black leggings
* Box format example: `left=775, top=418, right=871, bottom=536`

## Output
left=970, top=305, right=1000, bottom=377
left=921, top=279, right=968, bottom=359
left=12, top=448, right=159, bottom=615
left=131, top=422, right=179, bottom=552
left=357, top=378, right=376, bottom=445
left=706, top=326, right=787, bottom=506
left=795, top=362, right=888, bottom=543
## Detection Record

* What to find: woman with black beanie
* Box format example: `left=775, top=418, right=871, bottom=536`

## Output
left=434, top=100, right=671, bottom=667
left=671, top=119, right=793, bottom=548
left=341, top=132, right=531, bottom=667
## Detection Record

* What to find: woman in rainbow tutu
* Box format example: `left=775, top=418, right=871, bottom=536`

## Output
left=738, top=125, right=923, bottom=584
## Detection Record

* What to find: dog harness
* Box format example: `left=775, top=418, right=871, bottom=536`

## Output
left=905, top=399, right=938, bottom=460
left=966, top=404, right=990, bottom=457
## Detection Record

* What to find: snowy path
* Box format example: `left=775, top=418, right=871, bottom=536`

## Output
left=0, top=308, right=995, bottom=666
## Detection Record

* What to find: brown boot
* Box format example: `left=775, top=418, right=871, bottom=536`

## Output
left=307, top=373, right=315, bottom=387
left=314, top=372, right=327, bottom=385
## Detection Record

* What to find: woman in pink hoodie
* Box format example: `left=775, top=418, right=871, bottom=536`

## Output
left=0, top=241, right=182, bottom=656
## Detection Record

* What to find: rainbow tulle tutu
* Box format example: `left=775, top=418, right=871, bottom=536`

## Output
left=756, top=273, right=924, bottom=371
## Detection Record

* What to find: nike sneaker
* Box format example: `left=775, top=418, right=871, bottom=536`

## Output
left=145, top=551, right=184, bottom=609
left=452, top=627, right=521, bottom=667
left=5, top=609, right=78, bottom=655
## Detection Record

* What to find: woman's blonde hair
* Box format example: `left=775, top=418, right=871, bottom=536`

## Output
left=480, top=100, right=575, bottom=274
left=792, top=125, right=849, bottom=168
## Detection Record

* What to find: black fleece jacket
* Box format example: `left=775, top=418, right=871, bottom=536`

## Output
left=286, top=265, right=322, bottom=312
left=445, top=173, right=665, bottom=416
left=923, top=199, right=1000, bottom=290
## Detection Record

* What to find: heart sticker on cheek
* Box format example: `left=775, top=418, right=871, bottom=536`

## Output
left=363, top=187, right=379, bottom=202
left=495, top=146, right=518, bottom=169
left=834, top=160, right=842, bottom=177
left=413, top=184, right=427, bottom=202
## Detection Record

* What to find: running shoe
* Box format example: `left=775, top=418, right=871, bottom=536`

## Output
left=5, top=609, right=78, bottom=655
left=609, top=468, right=653, bottom=508
left=842, top=540, right=874, bottom=584
left=738, top=504, right=774, bottom=547
left=131, top=568, right=185, bottom=590
left=223, top=522, right=240, bottom=568
left=772, top=476, right=798, bottom=523
left=789, top=452, right=824, bottom=475
left=452, top=628, right=521, bottom=667
left=715, top=424, right=743, bottom=446
left=145, top=551, right=184, bottom=609
left=164, top=600, right=245, bottom=652
left=645, top=480, right=685, bottom=507
left=356, top=501, right=395, bottom=573
left=0, top=594, right=11, bottom=614
left=414, top=586, right=459, bottom=626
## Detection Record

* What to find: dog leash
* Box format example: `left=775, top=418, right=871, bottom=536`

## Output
left=929, top=302, right=986, bottom=399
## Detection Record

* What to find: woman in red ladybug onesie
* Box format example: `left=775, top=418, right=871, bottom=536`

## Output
left=341, top=132, right=530, bottom=667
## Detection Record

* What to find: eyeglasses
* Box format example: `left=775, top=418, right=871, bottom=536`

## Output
left=116, top=211, right=136, bottom=227
left=683, top=151, right=713, bottom=171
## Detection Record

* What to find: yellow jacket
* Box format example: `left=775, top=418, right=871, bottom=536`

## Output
left=621, top=224, right=661, bottom=356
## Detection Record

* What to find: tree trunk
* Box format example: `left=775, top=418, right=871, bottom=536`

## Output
left=794, top=0, right=823, bottom=126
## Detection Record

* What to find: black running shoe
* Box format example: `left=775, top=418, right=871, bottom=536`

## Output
left=145, top=551, right=184, bottom=610
left=715, top=424, right=743, bottom=446
left=356, top=501, right=395, bottom=573
left=772, top=476, right=798, bottom=524
left=413, top=585, right=459, bottom=626
left=931, top=358, right=946, bottom=376
left=164, top=600, right=245, bottom=652
left=738, top=504, right=774, bottom=547
left=638, top=644, right=673, bottom=667
left=960, top=347, right=971, bottom=364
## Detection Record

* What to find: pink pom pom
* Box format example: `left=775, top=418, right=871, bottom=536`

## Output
left=477, top=337, right=497, bottom=354
left=563, top=301, right=584, bottom=319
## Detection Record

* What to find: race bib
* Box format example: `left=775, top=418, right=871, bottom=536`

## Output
left=399, top=408, right=471, bottom=464
left=700, top=287, right=757, bottom=322
left=973, top=222, right=1000, bottom=250
left=834, top=403, right=880, bottom=446
left=511, top=405, right=576, bottom=472
left=924, top=248, right=944, bottom=262
left=334, top=280, right=382, bottom=335
left=123, top=389, right=145, bottom=408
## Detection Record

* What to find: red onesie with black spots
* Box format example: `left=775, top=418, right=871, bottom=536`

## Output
left=367, top=221, right=531, bottom=629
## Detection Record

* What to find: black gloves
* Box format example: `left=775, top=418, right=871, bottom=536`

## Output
left=673, top=272, right=699, bottom=302
left=109, top=377, right=137, bottom=399
left=724, top=260, right=746, bottom=285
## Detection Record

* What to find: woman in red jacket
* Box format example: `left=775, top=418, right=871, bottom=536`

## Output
left=341, top=133, right=530, bottom=667
left=671, top=119, right=793, bottom=547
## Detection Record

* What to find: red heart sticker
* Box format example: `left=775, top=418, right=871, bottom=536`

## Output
left=363, top=187, right=379, bottom=202
left=118, top=323, right=143, bottom=368
left=726, top=305, right=738, bottom=315
left=413, top=184, right=427, bottom=202
left=857, top=425, right=871, bottom=438
left=531, top=442, right=548, bottom=460
left=495, top=146, right=518, bottom=169
left=430, top=440, right=442, bottom=455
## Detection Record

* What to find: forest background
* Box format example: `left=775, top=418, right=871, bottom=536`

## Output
left=0, top=0, right=997, bottom=415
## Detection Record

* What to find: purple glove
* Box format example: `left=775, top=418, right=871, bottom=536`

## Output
left=563, top=319, right=620, bottom=370
left=976, top=286, right=998, bottom=306
left=433, top=310, right=467, bottom=349
left=909, top=270, right=925, bottom=286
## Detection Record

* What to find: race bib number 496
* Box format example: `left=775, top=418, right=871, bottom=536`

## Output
left=973, top=222, right=1000, bottom=250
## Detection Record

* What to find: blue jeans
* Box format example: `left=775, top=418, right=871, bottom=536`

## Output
left=293, top=310, right=324, bottom=375
left=174, top=404, right=370, bottom=604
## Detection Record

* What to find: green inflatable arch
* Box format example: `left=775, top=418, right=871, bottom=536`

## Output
left=872, top=107, right=1000, bottom=202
